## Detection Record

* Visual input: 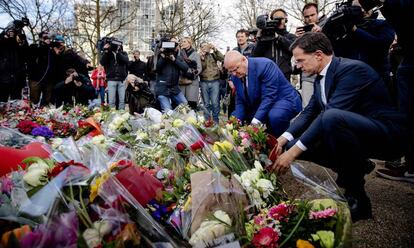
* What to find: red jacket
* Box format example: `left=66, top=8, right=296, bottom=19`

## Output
left=91, top=68, right=107, bottom=89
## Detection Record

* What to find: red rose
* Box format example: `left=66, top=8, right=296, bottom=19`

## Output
left=190, top=140, right=205, bottom=151
left=252, top=227, right=279, bottom=248
left=176, top=142, right=186, bottom=152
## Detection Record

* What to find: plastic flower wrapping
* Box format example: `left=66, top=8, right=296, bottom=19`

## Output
left=0, top=102, right=351, bottom=247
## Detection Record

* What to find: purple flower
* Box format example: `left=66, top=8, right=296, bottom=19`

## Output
left=31, top=126, right=54, bottom=139
left=0, top=176, right=14, bottom=194
left=20, top=212, right=78, bottom=248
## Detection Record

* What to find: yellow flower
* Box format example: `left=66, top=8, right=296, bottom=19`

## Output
left=186, top=116, right=197, bottom=125
left=89, top=173, right=110, bottom=202
left=297, top=239, right=315, bottom=248
left=172, top=119, right=184, bottom=128
left=214, top=141, right=234, bottom=153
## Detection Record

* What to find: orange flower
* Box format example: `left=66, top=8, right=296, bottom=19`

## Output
left=296, top=239, right=315, bottom=248
left=1, top=225, right=31, bottom=247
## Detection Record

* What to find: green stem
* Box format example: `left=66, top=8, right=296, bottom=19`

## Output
left=78, top=186, right=93, bottom=227
left=279, top=209, right=306, bottom=248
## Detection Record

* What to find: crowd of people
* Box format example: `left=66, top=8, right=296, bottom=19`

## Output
left=0, top=0, right=413, bottom=222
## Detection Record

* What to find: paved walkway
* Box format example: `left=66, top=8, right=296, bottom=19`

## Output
left=353, top=161, right=414, bottom=248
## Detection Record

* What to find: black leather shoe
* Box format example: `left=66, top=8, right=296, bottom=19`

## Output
left=345, top=193, right=372, bottom=222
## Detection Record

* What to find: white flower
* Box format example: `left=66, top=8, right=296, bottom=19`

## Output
left=225, top=123, right=234, bottom=131
left=83, top=221, right=112, bottom=248
left=172, top=119, right=184, bottom=128
left=256, top=179, right=274, bottom=198
left=23, top=161, right=49, bottom=187
left=135, top=131, right=149, bottom=140
left=254, top=160, right=263, bottom=171
left=213, top=210, right=232, bottom=226
left=189, top=210, right=231, bottom=246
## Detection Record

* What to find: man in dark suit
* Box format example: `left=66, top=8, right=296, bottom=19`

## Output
left=224, top=50, right=302, bottom=137
left=272, top=32, right=407, bottom=221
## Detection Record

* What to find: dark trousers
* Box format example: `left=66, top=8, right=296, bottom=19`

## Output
left=288, top=109, right=406, bottom=194
left=0, top=83, right=23, bottom=102
left=29, top=80, right=54, bottom=105
left=397, top=56, right=414, bottom=172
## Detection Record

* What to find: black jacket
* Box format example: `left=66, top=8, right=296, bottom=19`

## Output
left=128, top=59, right=147, bottom=80
left=100, top=51, right=128, bottom=81
left=27, top=43, right=54, bottom=83
left=154, top=53, right=189, bottom=96
left=0, top=33, right=28, bottom=85
left=55, top=48, right=90, bottom=83
left=252, top=29, right=296, bottom=81
left=54, top=73, right=96, bottom=106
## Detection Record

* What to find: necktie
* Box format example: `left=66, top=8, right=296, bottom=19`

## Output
left=241, top=77, right=248, bottom=100
left=314, top=74, right=326, bottom=106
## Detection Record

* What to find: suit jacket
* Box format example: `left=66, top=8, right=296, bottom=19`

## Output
left=231, top=57, right=301, bottom=123
left=287, top=56, right=405, bottom=148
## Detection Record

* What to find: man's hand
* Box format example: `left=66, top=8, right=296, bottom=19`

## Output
left=295, top=27, right=305, bottom=37
left=271, top=144, right=303, bottom=175
left=169, top=54, right=175, bottom=61
left=74, top=80, right=82, bottom=87
left=65, top=75, right=73, bottom=84
left=272, top=151, right=295, bottom=175
left=311, top=24, right=322, bottom=32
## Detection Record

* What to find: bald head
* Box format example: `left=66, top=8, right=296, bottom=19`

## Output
left=224, top=50, right=247, bottom=78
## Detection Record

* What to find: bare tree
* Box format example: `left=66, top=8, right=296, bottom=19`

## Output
left=228, top=0, right=284, bottom=30
left=70, top=0, right=137, bottom=65
left=155, top=0, right=223, bottom=47
left=281, top=0, right=338, bottom=23
left=0, top=0, right=69, bottom=43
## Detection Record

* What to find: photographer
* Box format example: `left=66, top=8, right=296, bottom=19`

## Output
left=331, top=1, right=395, bottom=86
left=54, top=68, right=96, bottom=107
left=100, top=38, right=129, bottom=110
left=125, top=74, right=155, bottom=114
left=128, top=50, right=147, bottom=80
left=155, top=37, right=189, bottom=113
left=357, top=0, right=414, bottom=183
left=0, top=20, right=29, bottom=102
left=27, top=31, right=55, bottom=105
left=199, top=42, right=224, bottom=124
left=252, top=8, right=297, bottom=81
left=178, top=37, right=202, bottom=110
left=295, top=3, right=326, bottom=107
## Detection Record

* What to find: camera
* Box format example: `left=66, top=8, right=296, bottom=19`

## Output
left=97, top=37, right=123, bottom=53
left=297, top=24, right=314, bottom=33
left=320, top=0, right=363, bottom=41
left=256, top=15, right=284, bottom=41
left=3, top=17, right=30, bottom=36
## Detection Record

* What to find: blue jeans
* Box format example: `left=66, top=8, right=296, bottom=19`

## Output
left=157, top=92, right=188, bottom=112
left=108, top=80, right=125, bottom=110
left=96, top=86, right=106, bottom=104
left=200, top=80, right=220, bottom=123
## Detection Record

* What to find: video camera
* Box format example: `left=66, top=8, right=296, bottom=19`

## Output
left=320, top=0, right=363, bottom=41
left=256, top=15, right=284, bottom=41
left=97, top=36, right=123, bottom=53
left=3, top=17, right=30, bottom=36
left=153, top=33, right=178, bottom=57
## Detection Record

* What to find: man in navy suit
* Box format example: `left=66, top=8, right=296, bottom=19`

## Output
left=272, top=32, right=407, bottom=221
left=223, top=51, right=302, bottom=137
